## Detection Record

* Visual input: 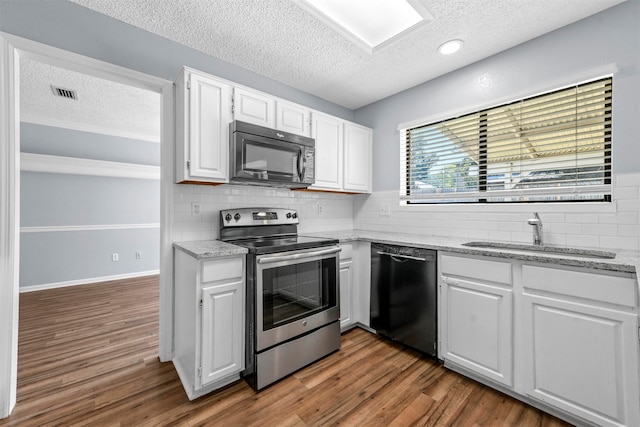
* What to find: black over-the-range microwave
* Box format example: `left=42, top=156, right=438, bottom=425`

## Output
left=229, top=120, right=315, bottom=189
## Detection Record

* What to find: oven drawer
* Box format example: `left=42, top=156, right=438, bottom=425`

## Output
left=202, top=257, right=244, bottom=283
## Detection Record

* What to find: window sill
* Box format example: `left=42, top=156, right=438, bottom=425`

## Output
left=399, top=200, right=618, bottom=214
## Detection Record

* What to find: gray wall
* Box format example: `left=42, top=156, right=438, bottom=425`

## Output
left=20, top=123, right=160, bottom=288
left=21, top=123, right=160, bottom=166
left=354, top=0, right=640, bottom=191
left=0, top=0, right=354, bottom=122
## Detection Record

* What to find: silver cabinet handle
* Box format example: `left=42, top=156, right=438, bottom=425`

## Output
left=257, top=246, right=341, bottom=264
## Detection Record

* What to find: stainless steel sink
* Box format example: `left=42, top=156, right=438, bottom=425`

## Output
left=462, top=241, right=616, bottom=259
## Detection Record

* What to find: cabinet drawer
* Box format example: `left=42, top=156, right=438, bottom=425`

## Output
left=522, top=265, right=637, bottom=308
left=202, top=256, right=244, bottom=283
left=441, top=254, right=512, bottom=285
left=340, top=243, right=353, bottom=260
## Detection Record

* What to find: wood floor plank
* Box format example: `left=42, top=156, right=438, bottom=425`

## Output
left=0, top=275, right=574, bottom=427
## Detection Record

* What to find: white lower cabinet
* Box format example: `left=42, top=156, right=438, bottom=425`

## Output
left=521, top=265, right=640, bottom=427
left=338, top=242, right=371, bottom=331
left=440, top=254, right=513, bottom=387
left=200, top=280, right=244, bottom=387
left=439, top=253, right=640, bottom=427
left=173, top=250, right=245, bottom=400
left=339, top=244, right=354, bottom=330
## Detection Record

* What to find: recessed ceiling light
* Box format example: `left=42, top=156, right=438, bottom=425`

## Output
left=438, top=39, right=464, bottom=55
left=295, top=0, right=434, bottom=53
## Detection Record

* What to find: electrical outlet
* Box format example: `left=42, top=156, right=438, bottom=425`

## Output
left=191, top=202, right=201, bottom=216
left=379, top=204, right=391, bottom=217
left=135, top=251, right=142, bottom=259
left=317, top=203, right=323, bottom=215
left=112, top=253, right=119, bottom=262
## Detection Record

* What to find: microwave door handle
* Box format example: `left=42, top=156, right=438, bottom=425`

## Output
left=257, top=247, right=341, bottom=264
left=297, top=147, right=305, bottom=182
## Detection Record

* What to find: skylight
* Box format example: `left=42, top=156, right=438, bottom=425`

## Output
left=295, top=0, right=433, bottom=53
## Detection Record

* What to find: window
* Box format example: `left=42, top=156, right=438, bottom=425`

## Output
left=401, top=77, right=612, bottom=204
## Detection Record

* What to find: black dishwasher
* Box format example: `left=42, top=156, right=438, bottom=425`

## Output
left=370, top=243, right=437, bottom=357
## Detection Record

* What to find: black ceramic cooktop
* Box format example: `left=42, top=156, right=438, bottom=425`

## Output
left=230, top=235, right=338, bottom=255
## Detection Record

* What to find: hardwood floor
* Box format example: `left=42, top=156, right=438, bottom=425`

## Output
left=1, top=276, right=572, bottom=426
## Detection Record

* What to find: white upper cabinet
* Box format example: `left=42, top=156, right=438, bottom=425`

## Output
left=310, top=112, right=343, bottom=191
left=310, top=115, right=372, bottom=194
left=175, top=67, right=232, bottom=183
left=233, top=87, right=275, bottom=128
left=175, top=66, right=372, bottom=192
left=276, top=100, right=311, bottom=137
left=343, top=123, right=372, bottom=193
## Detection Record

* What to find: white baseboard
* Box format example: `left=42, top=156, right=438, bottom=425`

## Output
left=19, top=270, right=160, bottom=293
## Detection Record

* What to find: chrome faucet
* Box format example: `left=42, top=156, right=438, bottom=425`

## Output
left=527, top=212, right=543, bottom=246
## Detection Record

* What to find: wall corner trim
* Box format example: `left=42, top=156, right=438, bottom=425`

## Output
left=21, top=152, right=160, bottom=180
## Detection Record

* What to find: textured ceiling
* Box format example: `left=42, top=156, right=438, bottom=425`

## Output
left=68, top=0, right=626, bottom=109
left=20, top=57, right=161, bottom=141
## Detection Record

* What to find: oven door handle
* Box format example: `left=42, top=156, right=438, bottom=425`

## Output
left=257, top=246, right=341, bottom=264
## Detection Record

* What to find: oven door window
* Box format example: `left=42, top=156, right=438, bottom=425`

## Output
left=261, top=257, right=337, bottom=330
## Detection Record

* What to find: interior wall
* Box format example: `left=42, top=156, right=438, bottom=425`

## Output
left=352, top=0, right=640, bottom=251
left=19, top=123, right=160, bottom=289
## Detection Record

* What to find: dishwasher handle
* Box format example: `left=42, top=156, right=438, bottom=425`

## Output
left=376, top=251, right=434, bottom=262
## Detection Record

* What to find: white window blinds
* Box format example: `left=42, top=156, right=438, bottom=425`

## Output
left=401, top=77, right=612, bottom=203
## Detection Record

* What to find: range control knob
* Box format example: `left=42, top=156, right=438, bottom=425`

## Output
left=225, top=213, right=232, bottom=222
left=292, top=212, right=298, bottom=219
left=286, top=212, right=292, bottom=218
left=234, top=213, right=241, bottom=221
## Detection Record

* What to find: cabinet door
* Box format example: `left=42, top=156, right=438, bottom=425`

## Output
left=276, top=101, right=310, bottom=136
left=233, top=87, right=275, bottom=128
left=199, top=280, right=244, bottom=388
left=186, top=72, right=232, bottom=182
left=310, top=113, right=343, bottom=190
left=522, top=293, right=640, bottom=427
left=343, top=123, right=372, bottom=193
left=339, top=258, right=353, bottom=330
left=441, top=275, right=513, bottom=387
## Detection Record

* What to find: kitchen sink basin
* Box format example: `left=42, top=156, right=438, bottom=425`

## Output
left=462, top=241, right=616, bottom=259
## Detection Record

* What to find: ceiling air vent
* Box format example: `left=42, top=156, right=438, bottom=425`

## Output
left=51, top=86, right=78, bottom=100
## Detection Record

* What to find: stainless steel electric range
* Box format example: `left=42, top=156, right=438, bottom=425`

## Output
left=220, top=207, right=341, bottom=390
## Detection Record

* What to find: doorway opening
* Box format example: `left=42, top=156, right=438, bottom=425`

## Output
left=0, top=33, right=174, bottom=418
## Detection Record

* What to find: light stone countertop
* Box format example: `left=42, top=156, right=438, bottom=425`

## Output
left=174, top=230, right=639, bottom=275
left=173, top=240, right=248, bottom=259
left=304, top=229, right=640, bottom=275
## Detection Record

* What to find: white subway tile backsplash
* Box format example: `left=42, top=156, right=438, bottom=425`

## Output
left=172, top=173, right=639, bottom=251
left=599, top=212, right=639, bottom=225
left=582, top=223, right=619, bottom=236
left=615, top=173, right=640, bottom=187
left=352, top=173, right=639, bottom=251
left=565, top=234, right=601, bottom=248
left=599, top=235, right=639, bottom=251
left=617, top=199, right=640, bottom=212
left=613, top=186, right=639, bottom=200
left=173, top=184, right=355, bottom=243
left=618, top=224, right=640, bottom=237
